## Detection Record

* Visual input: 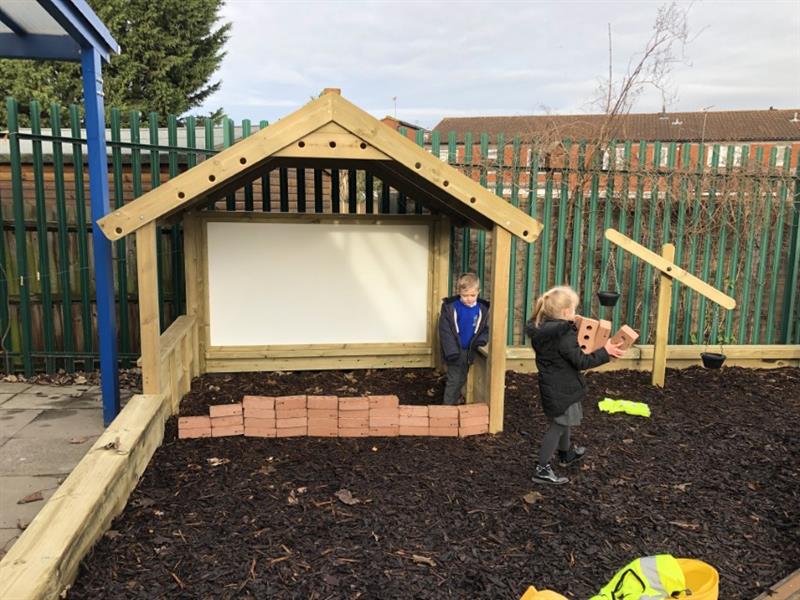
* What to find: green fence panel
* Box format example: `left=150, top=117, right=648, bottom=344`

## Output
left=738, top=146, right=764, bottom=344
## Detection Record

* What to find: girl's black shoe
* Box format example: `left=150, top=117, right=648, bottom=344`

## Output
left=558, top=446, right=586, bottom=467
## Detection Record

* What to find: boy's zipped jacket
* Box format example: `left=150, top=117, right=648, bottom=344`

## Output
left=438, top=296, right=490, bottom=365
left=525, top=318, right=610, bottom=418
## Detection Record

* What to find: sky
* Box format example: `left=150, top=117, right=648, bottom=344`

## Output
left=196, top=0, right=800, bottom=128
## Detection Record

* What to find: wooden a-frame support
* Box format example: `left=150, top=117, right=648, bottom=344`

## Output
left=604, top=228, right=737, bottom=387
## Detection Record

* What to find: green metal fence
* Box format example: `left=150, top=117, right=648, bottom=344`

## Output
left=1, top=97, right=799, bottom=374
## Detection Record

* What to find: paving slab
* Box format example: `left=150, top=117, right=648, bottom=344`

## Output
left=14, top=408, right=103, bottom=440
left=0, top=475, right=61, bottom=528
left=0, top=382, right=31, bottom=394
left=2, top=390, right=102, bottom=410
left=0, top=436, right=98, bottom=476
left=0, top=393, right=16, bottom=407
left=0, top=527, right=19, bottom=556
left=0, top=409, right=44, bottom=445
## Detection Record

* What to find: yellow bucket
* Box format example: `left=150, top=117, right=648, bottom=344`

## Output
left=677, top=558, right=719, bottom=600
left=519, top=586, right=569, bottom=600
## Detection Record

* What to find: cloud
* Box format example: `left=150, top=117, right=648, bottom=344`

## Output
left=193, top=0, right=800, bottom=127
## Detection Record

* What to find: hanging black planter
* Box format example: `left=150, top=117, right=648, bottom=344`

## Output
left=597, top=290, right=620, bottom=307
left=700, top=352, right=726, bottom=369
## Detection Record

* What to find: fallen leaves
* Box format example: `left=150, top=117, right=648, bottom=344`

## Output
left=334, top=489, right=360, bottom=506
left=17, top=491, right=44, bottom=504
left=669, top=520, right=701, bottom=530
left=206, top=457, right=230, bottom=467
left=412, top=554, right=437, bottom=567
left=522, top=491, right=544, bottom=504
left=69, top=436, right=88, bottom=444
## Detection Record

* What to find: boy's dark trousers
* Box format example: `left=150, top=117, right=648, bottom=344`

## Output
left=443, top=348, right=469, bottom=405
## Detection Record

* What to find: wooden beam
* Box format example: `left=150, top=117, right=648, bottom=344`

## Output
left=0, top=394, right=169, bottom=599
left=273, top=122, right=391, bottom=160
left=198, top=211, right=435, bottom=226
left=605, top=228, right=736, bottom=310
left=330, top=93, right=543, bottom=243
left=97, top=94, right=335, bottom=241
left=502, top=344, right=800, bottom=372
left=487, top=227, right=512, bottom=433
left=652, top=243, right=675, bottom=387
left=136, top=222, right=161, bottom=394
left=206, top=342, right=431, bottom=359
left=366, top=160, right=487, bottom=230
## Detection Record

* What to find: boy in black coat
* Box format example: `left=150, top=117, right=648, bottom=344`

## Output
left=526, top=286, right=624, bottom=484
left=438, top=273, right=490, bottom=405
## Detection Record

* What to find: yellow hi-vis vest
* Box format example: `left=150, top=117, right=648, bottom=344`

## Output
left=589, top=554, right=687, bottom=600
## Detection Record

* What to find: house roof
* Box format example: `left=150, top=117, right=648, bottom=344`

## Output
left=433, top=109, right=800, bottom=143
left=98, top=90, right=542, bottom=243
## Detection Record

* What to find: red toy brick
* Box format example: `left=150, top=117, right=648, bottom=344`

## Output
left=209, top=403, right=243, bottom=418
left=339, top=397, right=369, bottom=411
left=242, top=395, right=275, bottom=410
left=368, top=395, right=400, bottom=408
left=306, top=395, right=338, bottom=410
left=275, top=395, right=307, bottom=410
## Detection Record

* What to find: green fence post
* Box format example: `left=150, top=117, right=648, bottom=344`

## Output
left=554, top=139, right=572, bottom=286
left=682, top=143, right=706, bottom=344
left=696, top=144, right=721, bottom=344
left=258, top=121, right=271, bottom=211
left=751, top=147, right=778, bottom=343
left=765, top=147, right=791, bottom=343
left=737, top=146, right=764, bottom=344
left=625, top=141, right=647, bottom=331
left=522, top=141, right=541, bottom=338
left=69, top=104, right=93, bottom=369
left=462, top=132, right=474, bottom=275
left=29, top=101, right=55, bottom=372
left=507, top=136, right=521, bottom=343
left=241, top=119, right=254, bottom=211
left=780, top=156, right=800, bottom=342
left=477, top=133, right=490, bottom=284
left=598, top=141, right=617, bottom=322
left=570, top=141, right=586, bottom=293
left=669, top=143, right=692, bottom=342
left=710, top=145, right=735, bottom=344
left=109, top=108, right=129, bottom=367
left=724, top=146, right=749, bottom=342
left=167, top=114, right=184, bottom=316
left=611, top=141, right=633, bottom=329
left=148, top=112, right=166, bottom=329
left=6, top=97, right=33, bottom=375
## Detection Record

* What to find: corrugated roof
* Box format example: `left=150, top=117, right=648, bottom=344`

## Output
left=433, top=109, right=800, bottom=143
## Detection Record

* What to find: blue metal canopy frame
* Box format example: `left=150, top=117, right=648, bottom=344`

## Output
left=1, top=0, right=122, bottom=425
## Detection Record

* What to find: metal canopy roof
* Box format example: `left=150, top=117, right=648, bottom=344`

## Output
left=0, top=0, right=119, bottom=62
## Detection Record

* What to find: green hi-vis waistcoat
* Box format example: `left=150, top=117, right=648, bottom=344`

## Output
left=589, top=554, right=687, bottom=600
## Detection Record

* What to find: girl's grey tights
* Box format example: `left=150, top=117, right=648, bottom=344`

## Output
left=538, top=422, right=571, bottom=467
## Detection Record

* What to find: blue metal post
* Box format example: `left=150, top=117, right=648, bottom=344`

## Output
left=81, top=46, right=120, bottom=425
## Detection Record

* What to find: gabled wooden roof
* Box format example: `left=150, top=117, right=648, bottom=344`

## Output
left=98, top=90, right=542, bottom=243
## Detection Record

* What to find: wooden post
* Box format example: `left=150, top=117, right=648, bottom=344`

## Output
left=431, top=216, right=451, bottom=371
left=487, top=227, right=511, bottom=433
left=652, top=243, right=675, bottom=387
left=183, top=214, right=205, bottom=374
left=136, top=222, right=161, bottom=394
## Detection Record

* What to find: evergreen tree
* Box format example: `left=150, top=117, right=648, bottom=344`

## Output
left=0, top=0, right=230, bottom=125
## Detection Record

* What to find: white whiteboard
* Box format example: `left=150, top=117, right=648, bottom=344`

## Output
left=206, top=221, right=430, bottom=346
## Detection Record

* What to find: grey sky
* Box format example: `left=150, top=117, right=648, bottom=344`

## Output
left=197, top=0, right=800, bottom=128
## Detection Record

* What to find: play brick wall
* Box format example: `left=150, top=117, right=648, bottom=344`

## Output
left=178, top=395, right=490, bottom=440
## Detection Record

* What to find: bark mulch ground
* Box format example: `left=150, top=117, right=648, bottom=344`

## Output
left=68, top=366, right=799, bottom=599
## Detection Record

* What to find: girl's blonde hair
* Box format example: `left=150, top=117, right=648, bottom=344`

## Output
left=532, top=286, right=579, bottom=326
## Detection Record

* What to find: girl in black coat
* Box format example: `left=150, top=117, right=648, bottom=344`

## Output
left=526, top=286, right=624, bottom=484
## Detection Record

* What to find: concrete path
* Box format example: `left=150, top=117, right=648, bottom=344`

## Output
left=0, top=382, right=133, bottom=558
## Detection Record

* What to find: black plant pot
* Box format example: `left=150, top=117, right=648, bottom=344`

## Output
left=597, top=290, right=620, bottom=307
left=700, top=352, right=726, bottom=369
